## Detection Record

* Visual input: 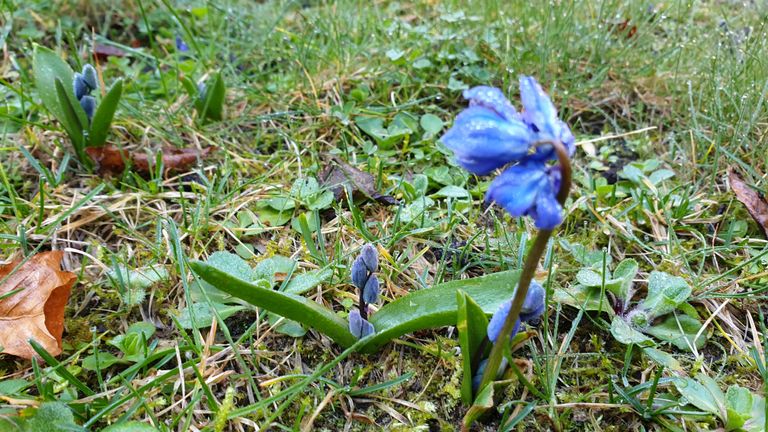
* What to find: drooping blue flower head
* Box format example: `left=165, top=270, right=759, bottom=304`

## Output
left=519, top=76, right=575, bottom=160
left=487, top=280, right=546, bottom=342
left=351, top=256, right=369, bottom=290
left=485, top=160, right=564, bottom=229
left=440, top=87, right=534, bottom=175
left=349, top=309, right=375, bottom=339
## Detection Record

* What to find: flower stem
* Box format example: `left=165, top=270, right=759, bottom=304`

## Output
left=475, top=139, right=572, bottom=397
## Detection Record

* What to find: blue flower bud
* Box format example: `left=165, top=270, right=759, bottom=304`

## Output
left=471, top=357, right=509, bottom=392
left=487, top=300, right=521, bottom=343
left=351, top=256, right=368, bottom=290
left=360, top=244, right=378, bottom=272
left=175, top=35, right=190, bottom=52
left=81, top=64, right=98, bottom=91
left=80, top=95, right=96, bottom=121
left=486, top=161, right=563, bottom=229
left=362, top=275, right=379, bottom=304
left=73, top=73, right=88, bottom=100
left=348, top=309, right=375, bottom=339
left=520, top=281, right=546, bottom=322
left=197, top=82, right=207, bottom=99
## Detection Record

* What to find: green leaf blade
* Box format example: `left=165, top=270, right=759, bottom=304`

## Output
left=89, top=79, right=123, bottom=147
left=189, top=261, right=356, bottom=347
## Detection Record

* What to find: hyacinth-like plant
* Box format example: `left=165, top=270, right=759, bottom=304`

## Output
left=32, top=46, right=123, bottom=168
left=348, top=244, right=380, bottom=338
left=440, top=77, right=573, bottom=407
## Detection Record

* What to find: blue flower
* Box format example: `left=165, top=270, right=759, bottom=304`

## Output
left=176, top=35, right=190, bottom=52
left=487, top=280, right=546, bottom=342
left=485, top=160, right=563, bottom=229
left=519, top=76, right=575, bottom=160
left=441, top=93, right=533, bottom=175
left=348, top=309, right=375, bottom=339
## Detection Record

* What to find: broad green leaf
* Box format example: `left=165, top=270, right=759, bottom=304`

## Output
left=552, top=285, right=613, bottom=315
left=419, top=113, right=444, bottom=139
left=101, top=422, right=158, bottom=432
left=743, top=395, right=766, bottom=432
left=642, top=347, right=682, bottom=372
left=610, top=316, right=653, bottom=346
left=177, top=302, right=246, bottom=329
left=559, top=240, right=611, bottom=268
left=283, top=268, right=333, bottom=295
left=32, top=46, right=87, bottom=143
left=54, top=78, right=88, bottom=161
left=179, top=76, right=198, bottom=99
left=463, top=383, right=494, bottom=429
left=191, top=259, right=521, bottom=353
left=190, top=260, right=357, bottom=347
left=89, top=79, right=123, bottom=147
left=81, top=352, right=121, bottom=371
left=0, top=379, right=28, bottom=396
left=432, top=185, right=470, bottom=200
left=361, top=270, right=520, bottom=353
left=457, top=290, right=490, bottom=405
left=575, top=269, right=604, bottom=287
left=198, top=71, right=225, bottom=121
left=725, top=385, right=753, bottom=431
left=645, top=314, right=706, bottom=351
left=608, top=259, right=638, bottom=301
left=640, top=271, right=692, bottom=318
left=21, top=402, right=86, bottom=432
left=674, top=377, right=725, bottom=419
left=268, top=313, right=307, bottom=337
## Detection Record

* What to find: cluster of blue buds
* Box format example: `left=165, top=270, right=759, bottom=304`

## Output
left=472, top=281, right=546, bottom=390
left=73, top=64, right=98, bottom=122
left=486, top=280, right=545, bottom=342
left=348, top=244, right=380, bottom=339
left=441, top=77, right=574, bottom=229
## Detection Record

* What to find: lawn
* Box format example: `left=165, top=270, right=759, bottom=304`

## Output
left=1, top=0, right=768, bottom=430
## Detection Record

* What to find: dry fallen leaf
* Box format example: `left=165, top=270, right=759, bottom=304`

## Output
left=319, top=157, right=398, bottom=206
left=0, top=251, right=76, bottom=359
left=728, top=167, right=768, bottom=237
left=86, top=145, right=214, bottom=175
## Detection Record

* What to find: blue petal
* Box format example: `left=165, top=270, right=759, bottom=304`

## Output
left=519, top=76, right=575, bottom=160
left=441, top=106, right=533, bottom=175
left=351, top=256, right=368, bottom=290
left=519, top=76, right=558, bottom=137
left=362, top=275, right=379, bottom=304
left=485, top=161, right=548, bottom=217
left=487, top=300, right=521, bottom=342
left=463, top=86, right=519, bottom=122
left=530, top=188, right=563, bottom=229
left=73, top=73, right=88, bottom=100
left=80, top=96, right=96, bottom=121
left=360, top=244, right=378, bottom=272
left=82, top=64, right=98, bottom=91
left=348, top=310, right=375, bottom=339
left=520, top=281, right=546, bottom=322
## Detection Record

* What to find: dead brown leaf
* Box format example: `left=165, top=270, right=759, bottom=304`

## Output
left=85, top=145, right=214, bottom=175
left=319, top=157, right=398, bottom=206
left=93, top=44, right=127, bottom=60
left=728, top=167, right=768, bottom=237
left=0, top=251, right=76, bottom=359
